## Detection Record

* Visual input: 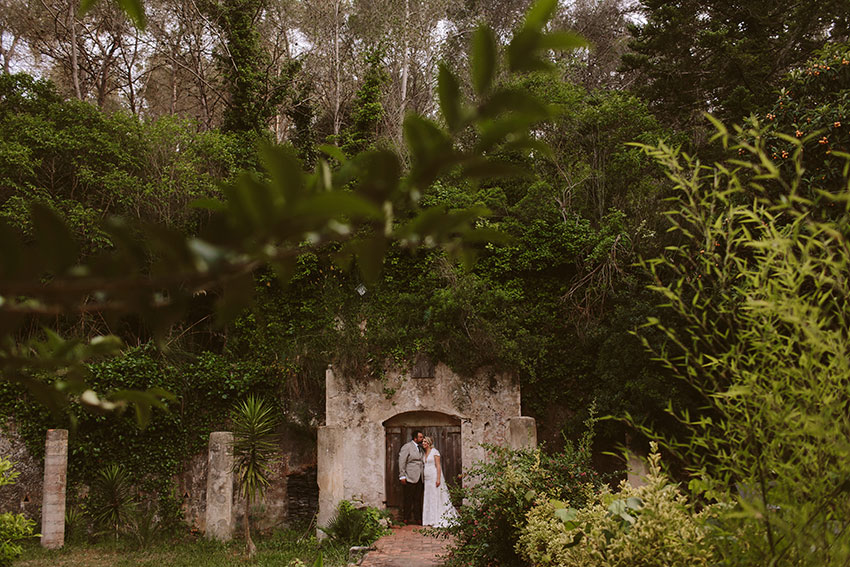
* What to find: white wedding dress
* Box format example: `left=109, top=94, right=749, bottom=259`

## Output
left=422, top=448, right=459, bottom=527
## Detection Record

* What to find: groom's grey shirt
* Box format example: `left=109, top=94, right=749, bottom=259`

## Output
left=398, top=440, right=424, bottom=483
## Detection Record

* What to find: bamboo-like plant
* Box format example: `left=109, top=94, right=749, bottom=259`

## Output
left=230, top=394, right=279, bottom=557
left=635, top=120, right=850, bottom=566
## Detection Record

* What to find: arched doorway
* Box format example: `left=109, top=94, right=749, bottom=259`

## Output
left=383, top=411, right=462, bottom=512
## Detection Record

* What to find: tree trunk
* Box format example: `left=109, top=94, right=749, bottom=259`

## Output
left=332, top=0, right=341, bottom=140
left=67, top=0, right=82, bottom=100
left=398, top=0, right=409, bottom=145
left=244, top=498, right=256, bottom=558
left=1, top=36, right=20, bottom=74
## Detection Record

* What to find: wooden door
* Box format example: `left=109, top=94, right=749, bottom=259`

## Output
left=385, top=425, right=462, bottom=509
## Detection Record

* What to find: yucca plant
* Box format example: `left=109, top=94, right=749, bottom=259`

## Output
left=231, top=394, right=279, bottom=557
left=90, top=464, right=135, bottom=539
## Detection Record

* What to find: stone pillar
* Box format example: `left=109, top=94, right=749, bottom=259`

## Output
left=205, top=431, right=234, bottom=541
left=627, top=451, right=648, bottom=488
left=316, top=425, right=344, bottom=538
left=41, top=429, right=68, bottom=549
left=507, top=416, right=537, bottom=450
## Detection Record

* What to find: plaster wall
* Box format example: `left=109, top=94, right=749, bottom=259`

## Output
left=319, top=362, right=524, bottom=527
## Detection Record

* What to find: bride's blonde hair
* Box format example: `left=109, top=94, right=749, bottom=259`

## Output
left=423, top=436, right=434, bottom=448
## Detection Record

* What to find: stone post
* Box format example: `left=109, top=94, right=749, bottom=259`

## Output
left=507, top=416, right=537, bottom=450
left=41, top=429, right=68, bottom=549
left=316, top=425, right=344, bottom=538
left=626, top=451, right=649, bottom=488
left=205, top=431, right=234, bottom=541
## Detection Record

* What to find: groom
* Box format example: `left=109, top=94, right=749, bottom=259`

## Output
left=398, top=430, right=425, bottom=525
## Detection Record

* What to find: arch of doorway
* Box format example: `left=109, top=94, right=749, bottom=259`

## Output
left=383, top=410, right=464, bottom=513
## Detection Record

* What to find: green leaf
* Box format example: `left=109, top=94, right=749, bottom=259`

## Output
left=404, top=115, right=456, bottom=187
left=215, top=271, right=255, bottom=325
left=352, top=235, right=387, bottom=284
left=31, top=202, right=78, bottom=274
left=461, top=158, right=524, bottom=179
left=78, top=0, right=97, bottom=16
left=270, top=257, right=297, bottom=286
left=479, top=87, right=550, bottom=120
left=117, top=0, right=146, bottom=29
left=261, top=143, right=305, bottom=205
left=0, top=220, right=25, bottom=277
left=461, top=227, right=512, bottom=245
left=554, top=507, right=578, bottom=524
left=538, top=31, right=587, bottom=51
left=352, top=149, right=402, bottom=204
left=471, top=25, right=498, bottom=95
left=318, top=144, right=348, bottom=164
left=293, top=192, right=382, bottom=221
left=438, top=63, right=464, bottom=131
left=523, top=0, right=558, bottom=30
left=190, top=198, right=226, bottom=211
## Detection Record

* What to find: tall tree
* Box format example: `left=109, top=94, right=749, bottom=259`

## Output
left=554, top=0, right=637, bottom=90
left=299, top=0, right=354, bottom=142
left=622, top=0, right=850, bottom=127
left=202, top=0, right=289, bottom=133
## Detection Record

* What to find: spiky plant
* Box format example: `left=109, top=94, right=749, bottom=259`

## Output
left=91, top=464, right=135, bottom=539
left=231, top=394, right=279, bottom=557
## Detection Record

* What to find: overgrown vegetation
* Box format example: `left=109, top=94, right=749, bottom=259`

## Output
left=319, top=500, right=391, bottom=548
left=518, top=443, right=716, bottom=567
left=442, top=418, right=605, bottom=567
left=2, top=0, right=849, bottom=565
left=633, top=120, right=850, bottom=566
left=0, top=458, right=37, bottom=566
left=13, top=529, right=348, bottom=567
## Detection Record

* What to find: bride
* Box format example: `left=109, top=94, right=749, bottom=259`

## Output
left=421, top=436, right=459, bottom=527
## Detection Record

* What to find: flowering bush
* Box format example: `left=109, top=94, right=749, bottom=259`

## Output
left=442, top=428, right=604, bottom=567
left=757, top=42, right=850, bottom=197
left=517, top=443, right=716, bottom=567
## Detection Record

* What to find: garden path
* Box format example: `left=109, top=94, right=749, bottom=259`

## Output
left=357, top=525, right=453, bottom=567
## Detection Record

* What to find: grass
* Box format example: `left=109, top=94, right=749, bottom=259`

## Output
left=14, top=529, right=350, bottom=567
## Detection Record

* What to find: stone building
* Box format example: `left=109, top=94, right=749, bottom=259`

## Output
left=317, top=359, right=536, bottom=528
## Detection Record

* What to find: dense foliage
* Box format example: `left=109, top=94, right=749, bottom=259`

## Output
left=3, top=0, right=850, bottom=564
left=517, top=444, right=715, bottom=567
left=0, top=458, right=36, bottom=567
left=623, top=0, right=850, bottom=127
left=635, top=123, right=850, bottom=565
left=442, top=424, right=604, bottom=567
left=320, top=500, right=391, bottom=547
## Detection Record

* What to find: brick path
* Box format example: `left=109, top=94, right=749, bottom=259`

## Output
left=358, top=525, right=453, bottom=567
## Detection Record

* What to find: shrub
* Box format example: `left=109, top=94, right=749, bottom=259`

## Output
left=442, top=422, right=604, bottom=567
left=518, top=443, right=715, bottom=567
left=89, top=464, right=136, bottom=538
left=231, top=394, right=280, bottom=557
left=636, top=122, right=850, bottom=566
left=0, top=458, right=37, bottom=566
left=320, top=500, right=391, bottom=547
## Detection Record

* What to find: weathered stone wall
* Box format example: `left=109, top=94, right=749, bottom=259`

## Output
left=319, top=362, right=526, bottom=528
left=2, top=421, right=319, bottom=535
left=0, top=422, right=42, bottom=520
left=178, top=424, right=318, bottom=534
